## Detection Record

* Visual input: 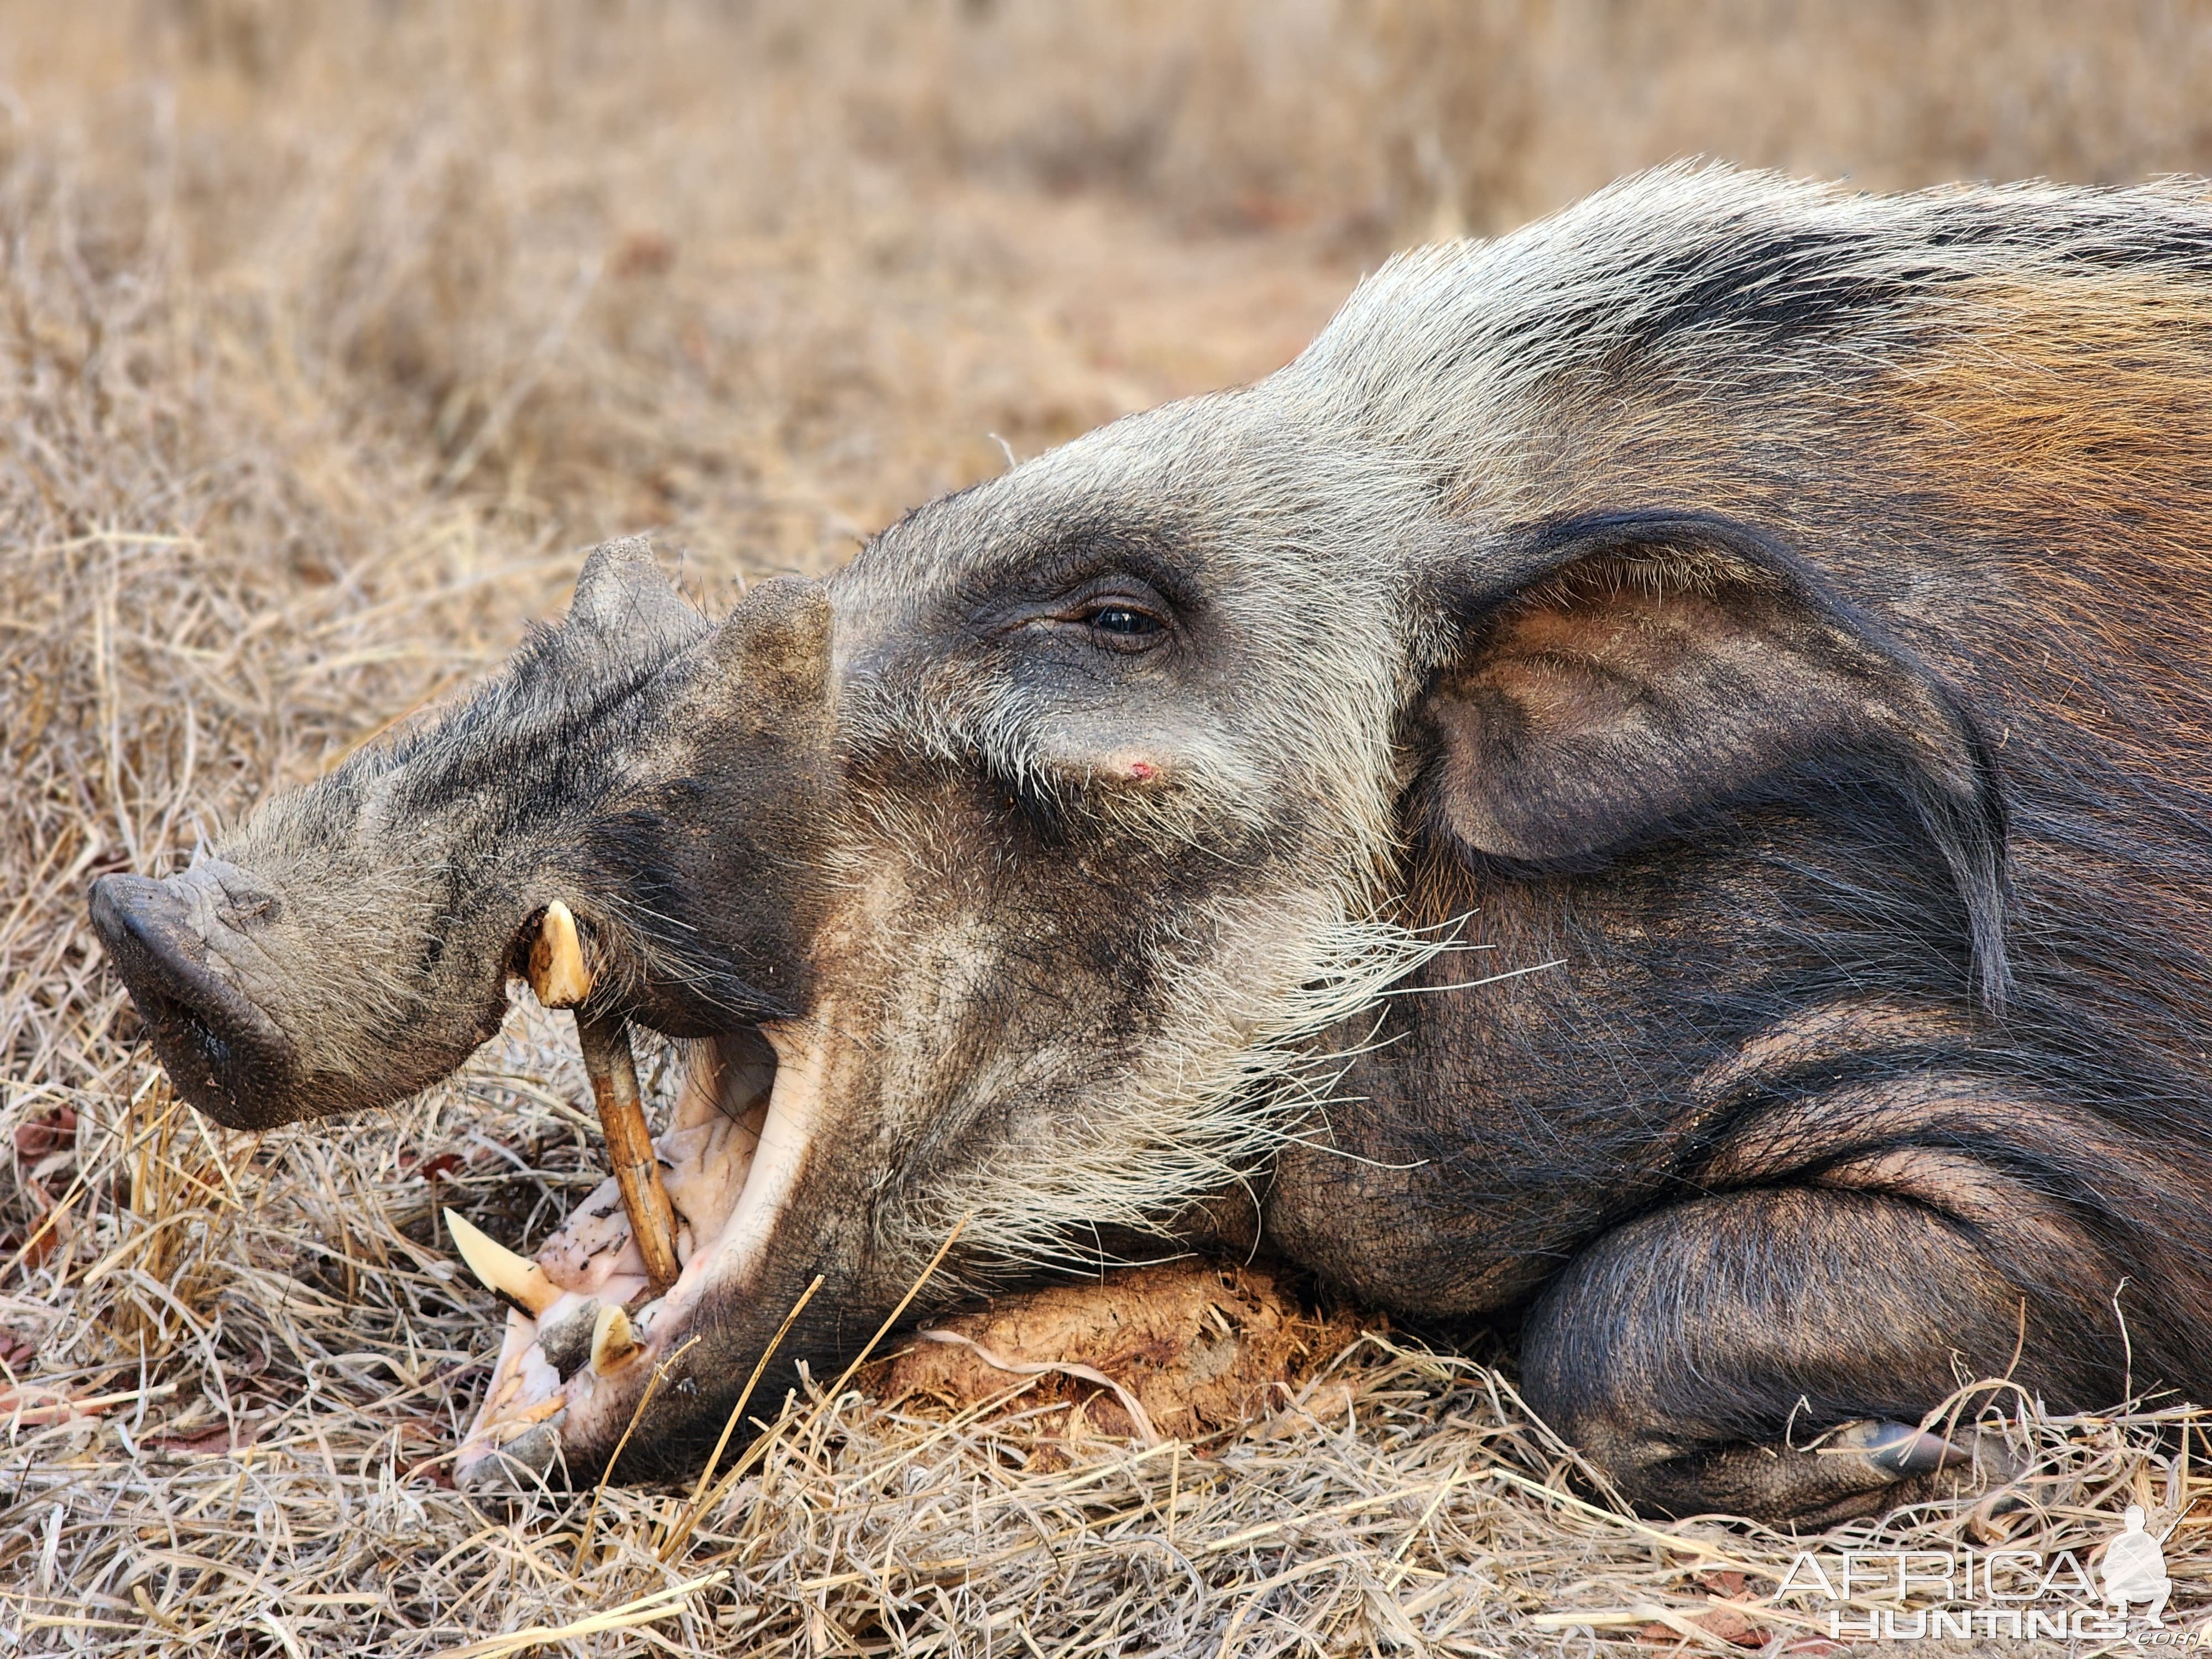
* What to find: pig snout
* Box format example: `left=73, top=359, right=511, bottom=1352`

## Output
left=90, top=870, right=307, bottom=1130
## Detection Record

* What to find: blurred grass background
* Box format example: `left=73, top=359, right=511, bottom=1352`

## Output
left=8, top=3, right=2212, bottom=1651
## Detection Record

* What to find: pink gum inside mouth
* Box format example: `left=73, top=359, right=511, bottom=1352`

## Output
left=455, top=1030, right=775, bottom=1484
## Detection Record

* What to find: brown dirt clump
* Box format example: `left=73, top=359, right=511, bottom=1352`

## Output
left=874, top=1262, right=1369, bottom=1446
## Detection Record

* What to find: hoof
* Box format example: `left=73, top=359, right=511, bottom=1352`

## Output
left=1827, top=1417, right=1971, bottom=1478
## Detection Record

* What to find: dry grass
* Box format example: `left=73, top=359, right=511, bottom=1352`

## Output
left=9, top=2, right=2212, bottom=1651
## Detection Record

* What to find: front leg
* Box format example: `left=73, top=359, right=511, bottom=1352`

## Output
left=1519, top=1186, right=2124, bottom=1523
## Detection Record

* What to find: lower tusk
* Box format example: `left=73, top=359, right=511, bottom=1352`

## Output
left=590, top=1301, right=639, bottom=1374
left=446, top=1208, right=559, bottom=1316
left=520, top=899, right=682, bottom=1293
left=576, top=1010, right=684, bottom=1293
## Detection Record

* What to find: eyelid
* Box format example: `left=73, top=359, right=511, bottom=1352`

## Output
left=982, top=571, right=1183, bottom=640
left=1032, top=581, right=1171, bottom=626
left=1079, top=596, right=1166, bottom=623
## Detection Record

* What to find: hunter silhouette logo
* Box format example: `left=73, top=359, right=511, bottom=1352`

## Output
left=2103, top=1505, right=2173, bottom=1627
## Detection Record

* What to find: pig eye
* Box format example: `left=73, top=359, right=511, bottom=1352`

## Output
left=1082, top=602, right=1166, bottom=650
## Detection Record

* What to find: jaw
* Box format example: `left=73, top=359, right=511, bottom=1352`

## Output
left=455, top=1019, right=826, bottom=1491
left=445, top=880, right=1377, bottom=1489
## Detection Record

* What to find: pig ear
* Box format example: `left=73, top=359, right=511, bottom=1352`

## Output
left=1420, top=512, right=2008, bottom=1006
left=564, top=536, right=702, bottom=644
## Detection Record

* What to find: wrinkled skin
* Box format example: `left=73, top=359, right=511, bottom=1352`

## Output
left=92, top=167, right=2212, bottom=1522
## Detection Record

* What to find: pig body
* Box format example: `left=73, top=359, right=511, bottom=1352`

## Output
left=93, top=166, right=2212, bottom=1522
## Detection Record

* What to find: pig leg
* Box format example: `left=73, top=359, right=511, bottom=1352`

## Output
left=1516, top=1185, right=2119, bottom=1523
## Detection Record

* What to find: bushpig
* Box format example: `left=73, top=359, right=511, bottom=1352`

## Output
left=91, top=165, right=2212, bottom=1522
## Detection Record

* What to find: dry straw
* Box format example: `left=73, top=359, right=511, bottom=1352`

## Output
left=2, top=1058, right=2207, bottom=1657
left=10, top=4, right=2212, bottom=1652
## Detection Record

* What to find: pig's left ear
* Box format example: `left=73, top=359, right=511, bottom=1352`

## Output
left=1419, top=511, right=2008, bottom=1005
left=563, top=536, right=705, bottom=647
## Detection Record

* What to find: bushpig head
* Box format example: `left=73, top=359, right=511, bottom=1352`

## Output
left=93, top=173, right=2022, bottom=1493
left=91, top=539, right=838, bottom=1133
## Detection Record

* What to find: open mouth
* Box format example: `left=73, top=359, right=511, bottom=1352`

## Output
left=450, top=1020, right=817, bottom=1490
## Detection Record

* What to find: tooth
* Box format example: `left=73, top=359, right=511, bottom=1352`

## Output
left=590, top=1301, right=639, bottom=1374
left=526, top=900, right=682, bottom=1294
left=537, top=1300, right=599, bottom=1380
left=445, top=1209, right=559, bottom=1316
left=528, top=900, right=593, bottom=1009
left=576, top=1011, right=684, bottom=1293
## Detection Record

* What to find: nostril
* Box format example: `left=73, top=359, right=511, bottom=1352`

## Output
left=91, top=874, right=202, bottom=986
left=88, top=873, right=300, bottom=1129
left=90, top=875, right=216, bottom=1006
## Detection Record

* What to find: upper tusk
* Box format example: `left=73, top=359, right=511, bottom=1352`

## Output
left=590, top=1301, right=639, bottom=1374
left=528, top=899, right=593, bottom=1009
left=445, top=1208, right=560, bottom=1317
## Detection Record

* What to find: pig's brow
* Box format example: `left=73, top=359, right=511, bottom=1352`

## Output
left=952, top=528, right=1196, bottom=611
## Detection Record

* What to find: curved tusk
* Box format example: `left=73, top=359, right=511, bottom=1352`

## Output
left=590, top=1301, right=639, bottom=1374
left=526, top=901, right=682, bottom=1295
left=528, top=899, right=593, bottom=1009
left=576, top=1010, right=683, bottom=1293
left=445, top=1208, right=560, bottom=1317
